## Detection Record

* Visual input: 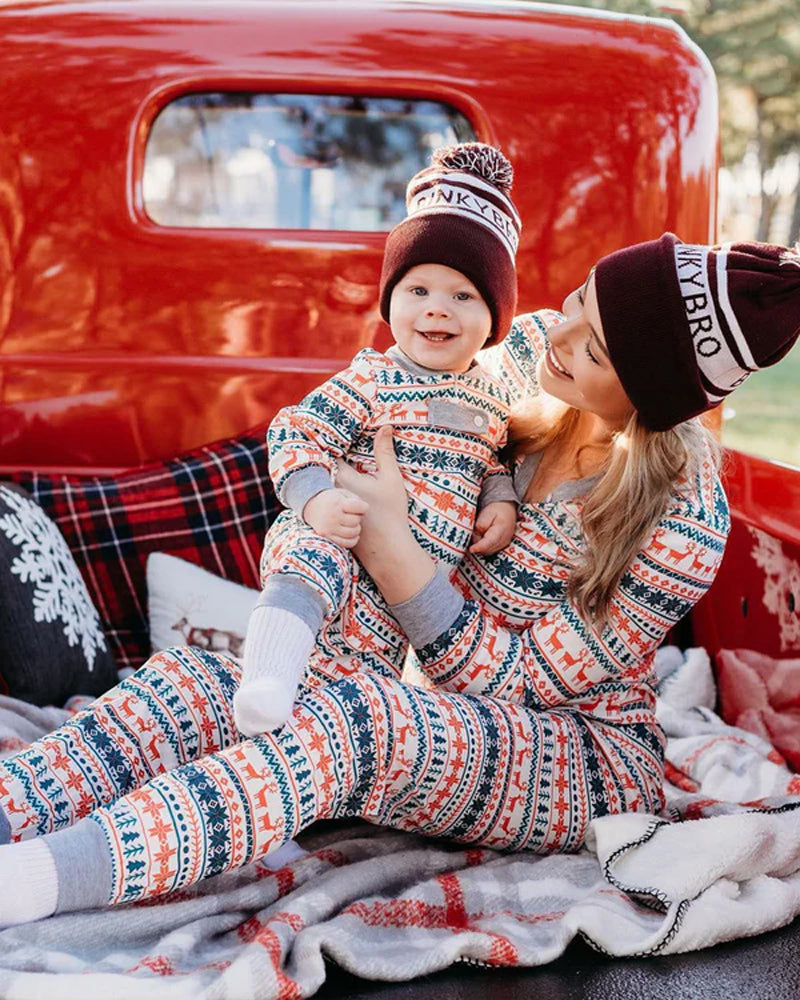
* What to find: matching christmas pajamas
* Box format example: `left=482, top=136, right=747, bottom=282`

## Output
left=0, top=313, right=731, bottom=913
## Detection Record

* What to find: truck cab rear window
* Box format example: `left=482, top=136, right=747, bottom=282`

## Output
left=143, top=93, right=475, bottom=231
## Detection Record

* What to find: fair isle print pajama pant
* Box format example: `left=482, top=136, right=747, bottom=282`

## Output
left=1, top=646, right=639, bottom=908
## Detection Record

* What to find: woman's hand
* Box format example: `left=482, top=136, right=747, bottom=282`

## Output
left=336, top=426, right=437, bottom=604
left=335, top=425, right=409, bottom=533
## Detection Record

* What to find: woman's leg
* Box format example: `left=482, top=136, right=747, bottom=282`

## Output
left=1, top=670, right=375, bottom=923
left=0, top=645, right=241, bottom=844
left=1, top=673, right=663, bottom=924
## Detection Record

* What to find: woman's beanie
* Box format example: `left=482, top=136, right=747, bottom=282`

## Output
left=379, top=143, right=521, bottom=343
left=594, top=232, right=800, bottom=431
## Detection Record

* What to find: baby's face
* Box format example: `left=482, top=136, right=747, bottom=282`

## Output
left=389, top=263, right=492, bottom=373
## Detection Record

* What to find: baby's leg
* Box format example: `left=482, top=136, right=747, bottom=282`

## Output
left=0, top=646, right=240, bottom=845
left=305, top=571, right=410, bottom=690
left=234, top=512, right=354, bottom=735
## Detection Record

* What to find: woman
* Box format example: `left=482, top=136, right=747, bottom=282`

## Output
left=0, top=234, right=798, bottom=925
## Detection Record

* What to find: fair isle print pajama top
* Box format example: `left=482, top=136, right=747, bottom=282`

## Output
left=0, top=312, right=730, bottom=910
left=261, top=343, right=516, bottom=685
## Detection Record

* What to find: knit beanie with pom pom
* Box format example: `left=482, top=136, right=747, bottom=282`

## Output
left=379, top=142, right=521, bottom=343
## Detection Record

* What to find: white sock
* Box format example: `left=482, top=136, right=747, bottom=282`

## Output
left=0, top=839, right=59, bottom=926
left=233, top=605, right=316, bottom=735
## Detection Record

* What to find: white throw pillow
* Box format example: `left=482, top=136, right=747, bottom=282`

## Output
left=146, top=552, right=259, bottom=657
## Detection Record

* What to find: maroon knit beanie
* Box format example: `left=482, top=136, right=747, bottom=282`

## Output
left=379, top=143, right=521, bottom=344
left=594, top=233, right=800, bottom=431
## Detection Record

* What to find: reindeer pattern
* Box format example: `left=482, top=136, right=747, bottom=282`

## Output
left=171, top=615, right=245, bottom=658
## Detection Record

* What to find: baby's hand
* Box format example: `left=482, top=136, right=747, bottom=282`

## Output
left=469, top=500, right=517, bottom=555
left=303, top=488, right=368, bottom=548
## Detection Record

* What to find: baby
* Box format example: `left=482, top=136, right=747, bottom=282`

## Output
left=234, top=142, right=521, bottom=734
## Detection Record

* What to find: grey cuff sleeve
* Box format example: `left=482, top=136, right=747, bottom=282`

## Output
left=49, top=816, right=113, bottom=913
left=389, top=565, right=465, bottom=649
left=280, top=466, right=335, bottom=515
left=478, top=472, right=518, bottom=508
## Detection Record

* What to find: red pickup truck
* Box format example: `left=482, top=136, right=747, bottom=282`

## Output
left=0, top=1, right=798, bottom=996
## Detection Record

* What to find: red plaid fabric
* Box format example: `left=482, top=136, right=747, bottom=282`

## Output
left=6, top=426, right=281, bottom=672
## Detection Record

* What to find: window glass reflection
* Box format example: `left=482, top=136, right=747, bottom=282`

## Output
left=143, top=93, right=475, bottom=231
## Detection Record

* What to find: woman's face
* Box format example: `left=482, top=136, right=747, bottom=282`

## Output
left=536, top=272, right=635, bottom=429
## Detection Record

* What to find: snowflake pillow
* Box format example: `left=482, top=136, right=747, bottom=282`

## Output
left=0, top=484, right=118, bottom=706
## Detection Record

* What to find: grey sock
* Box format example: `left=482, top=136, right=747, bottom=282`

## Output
left=47, top=816, right=113, bottom=914
left=0, top=807, right=10, bottom=845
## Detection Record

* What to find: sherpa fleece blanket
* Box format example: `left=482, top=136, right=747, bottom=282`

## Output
left=1, top=647, right=799, bottom=1000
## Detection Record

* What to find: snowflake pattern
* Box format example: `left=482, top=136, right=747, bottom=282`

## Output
left=748, top=525, right=800, bottom=651
left=0, top=488, right=108, bottom=669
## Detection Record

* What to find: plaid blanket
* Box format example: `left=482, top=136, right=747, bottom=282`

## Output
left=8, top=425, right=281, bottom=672
left=1, top=647, right=799, bottom=999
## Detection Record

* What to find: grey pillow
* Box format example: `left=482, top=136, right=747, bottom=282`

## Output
left=0, top=483, right=118, bottom=706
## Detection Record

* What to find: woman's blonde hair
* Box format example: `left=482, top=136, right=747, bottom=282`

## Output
left=509, top=401, right=720, bottom=627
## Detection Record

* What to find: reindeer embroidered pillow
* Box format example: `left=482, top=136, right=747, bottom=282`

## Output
left=0, top=483, right=118, bottom=706
left=146, top=552, right=259, bottom=658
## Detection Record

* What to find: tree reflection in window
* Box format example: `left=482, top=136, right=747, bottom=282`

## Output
left=143, top=93, right=475, bottom=231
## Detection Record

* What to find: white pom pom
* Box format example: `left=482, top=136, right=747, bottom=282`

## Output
left=431, top=142, right=513, bottom=191
left=779, top=245, right=800, bottom=268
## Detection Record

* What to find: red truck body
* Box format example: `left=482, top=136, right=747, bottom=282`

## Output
left=0, top=1, right=797, bottom=681
left=0, top=0, right=718, bottom=473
